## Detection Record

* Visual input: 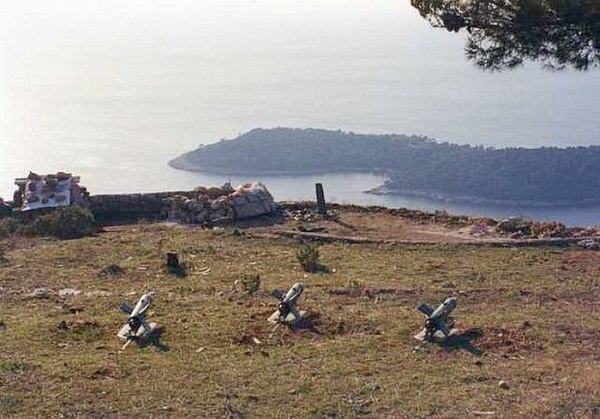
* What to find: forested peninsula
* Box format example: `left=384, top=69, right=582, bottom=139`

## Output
left=170, top=128, right=600, bottom=206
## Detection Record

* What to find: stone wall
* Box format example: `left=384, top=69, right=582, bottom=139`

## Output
left=89, top=191, right=194, bottom=223
left=89, top=183, right=278, bottom=224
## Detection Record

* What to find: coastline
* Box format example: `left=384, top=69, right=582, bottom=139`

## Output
left=168, top=156, right=386, bottom=178
left=170, top=156, right=600, bottom=210
left=365, top=184, right=600, bottom=209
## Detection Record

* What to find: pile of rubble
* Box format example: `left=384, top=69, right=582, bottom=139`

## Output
left=286, top=207, right=325, bottom=223
left=166, top=182, right=278, bottom=224
left=495, top=217, right=567, bottom=239
left=577, top=238, right=600, bottom=250
left=13, top=172, right=90, bottom=211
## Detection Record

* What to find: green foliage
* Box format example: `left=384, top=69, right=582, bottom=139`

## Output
left=411, top=0, right=600, bottom=71
left=27, top=206, right=97, bottom=239
left=346, top=278, right=365, bottom=290
left=98, top=264, right=126, bottom=277
left=175, top=284, right=199, bottom=296
left=0, top=206, right=97, bottom=240
left=175, top=128, right=600, bottom=205
left=57, top=320, right=103, bottom=342
left=0, top=217, right=21, bottom=239
left=0, top=362, right=32, bottom=374
left=296, top=244, right=321, bottom=273
left=237, top=273, right=261, bottom=295
left=0, top=396, right=21, bottom=415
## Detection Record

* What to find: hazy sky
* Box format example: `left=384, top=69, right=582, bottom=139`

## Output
left=1, top=0, right=599, bottom=200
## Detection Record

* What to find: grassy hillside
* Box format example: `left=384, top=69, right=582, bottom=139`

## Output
left=0, top=220, right=599, bottom=417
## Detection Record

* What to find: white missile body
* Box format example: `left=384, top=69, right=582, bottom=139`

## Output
left=429, top=297, right=457, bottom=321
left=415, top=297, right=458, bottom=341
left=268, top=283, right=305, bottom=325
left=117, top=292, right=157, bottom=346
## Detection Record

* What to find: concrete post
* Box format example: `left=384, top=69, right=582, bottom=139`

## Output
left=315, top=183, right=326, bottom=215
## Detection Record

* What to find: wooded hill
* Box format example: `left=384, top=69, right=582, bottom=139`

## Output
left=170, top=128, right=600, bottom=205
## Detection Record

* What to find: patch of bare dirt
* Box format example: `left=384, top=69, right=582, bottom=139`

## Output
left=269, top=205, right=600, bottom=246
left=232, top=310, right=383, bottom=349
left=555, top=324, right=600, bottom=346
left=328, top=287, right=418, bottom=299
left=89, top=365, right=121, bottom=380
left=327, top=212, right=473, bottom=243
left=560, top=250, right=600, bottom=273
left=254, top=205, right=494, bottom=243
left=476, top=326, right=537, bottom=354
left=55, top=319, right=104, bottom=342
left=327, top=319, right=383, bottom=336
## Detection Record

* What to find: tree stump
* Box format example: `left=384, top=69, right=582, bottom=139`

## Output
left=166, top=252, right=180, bottom=272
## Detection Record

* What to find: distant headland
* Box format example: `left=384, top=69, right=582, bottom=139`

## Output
left=170, top=128, right=600, bottom=207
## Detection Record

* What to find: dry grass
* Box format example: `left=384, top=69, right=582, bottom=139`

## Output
left=0, top=221, right=599, bottom=418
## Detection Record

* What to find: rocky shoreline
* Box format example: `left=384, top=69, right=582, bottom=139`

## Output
left=366, top=184, right=600, bottom=209
left=168, top=155, right=383, bottom=177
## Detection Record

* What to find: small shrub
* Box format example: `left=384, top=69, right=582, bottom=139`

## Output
left=182, top=244, right=216, bottom=255
left=98, top=264, right=125, bottom=277
left=175, top=284, right=198, bottom=296
left=56, top=320, right=103, bottom=342
left=0, top=395, right=20, bottom=414
left=0, top=207, right=96, bottom=239
left=0, top=246, right=7, bottom=266
left=237, top=273, right=261, bottom=295
left=346, top=278, right=365, bottom=290
left=24, top=206, right=97, bottom=239
left=0, top=362, right=32, bottom=374
left=297, top=244, right=321, bottom=273
left=0, top=218, right=20, bottom=239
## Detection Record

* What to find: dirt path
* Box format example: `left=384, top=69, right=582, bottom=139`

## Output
left=247, top=206, right=597, bottom=247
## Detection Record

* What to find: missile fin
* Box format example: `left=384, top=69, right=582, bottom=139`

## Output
left=417, top=303, right=434, bottom=317
left=117, top=323, right=132, bottom=339
left=119, top=303, right=133, bottom=315
left=438, top=321, right=451, bottom=337
left=290, top=305, right=302, bottom=323
left=267, top=310, right=281, bottom=324
left=271, top=289, right=285, bottom=300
